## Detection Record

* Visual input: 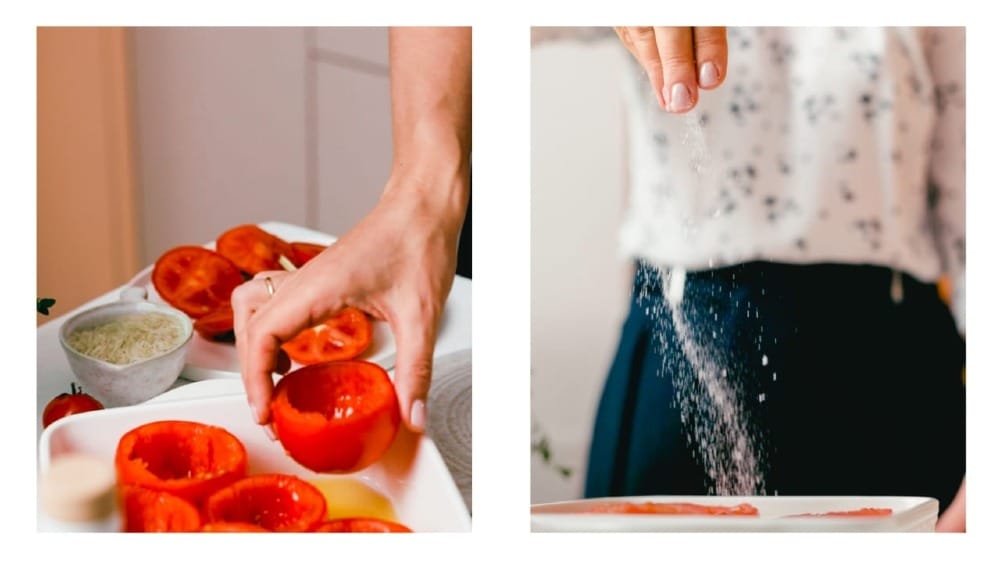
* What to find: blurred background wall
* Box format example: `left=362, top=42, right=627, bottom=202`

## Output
left=37, top=27, right=392, bottom=321
left=531, top=36, right=631, bottom=503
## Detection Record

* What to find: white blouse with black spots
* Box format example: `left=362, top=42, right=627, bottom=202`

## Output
left=610, top=27, right=965, bottom=331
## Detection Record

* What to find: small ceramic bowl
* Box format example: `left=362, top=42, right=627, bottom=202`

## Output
left=58, top=287, right=193, bottom=407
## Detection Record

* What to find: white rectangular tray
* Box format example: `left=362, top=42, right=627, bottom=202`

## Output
left=39, top=394, right=471, bottom=532
left=531, top=495, right=938, bottom=532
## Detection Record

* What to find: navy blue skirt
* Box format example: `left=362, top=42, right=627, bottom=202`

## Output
left=585, top=261, right=965, bottom=512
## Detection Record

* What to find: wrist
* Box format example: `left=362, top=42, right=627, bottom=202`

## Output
left=385, top=125, right=470, bottom=233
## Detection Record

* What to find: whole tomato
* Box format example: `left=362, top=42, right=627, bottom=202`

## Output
left=42, top=383, right=104, bottom=428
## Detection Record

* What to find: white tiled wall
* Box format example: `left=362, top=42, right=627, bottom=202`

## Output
left=131, top=27, right=391, bottom=263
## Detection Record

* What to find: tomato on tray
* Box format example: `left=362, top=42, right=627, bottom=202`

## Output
left=216, top=224, right=296, bottom=275
left=122, top=485, right=202, bottom=532
left=270, top=360, right=400, bottom=473
left=201, top=522, right=270, bottom=532
left=788, top=508, right=893, bottom=517
left=584, top=501, right=760, bottom=516
left=152, top=246, right=244, bottom=318
left=281, top=308, right=373, bottom=365
left=42, top=383, right=104, bottom=429
left=290, top=242, right=328, bottom=267
left=315, top=518, right=413, bottom=533
left=203, top=474, right=327, bottom=532
left=193, top=304, right=235, bottom=341
left=115, top=420, right=248, bottom=505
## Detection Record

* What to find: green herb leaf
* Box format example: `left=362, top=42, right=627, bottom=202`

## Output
left=37, top=298, right=56, bottom=315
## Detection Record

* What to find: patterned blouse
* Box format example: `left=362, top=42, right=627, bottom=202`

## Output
left=538, top=27, right=965, bottom=331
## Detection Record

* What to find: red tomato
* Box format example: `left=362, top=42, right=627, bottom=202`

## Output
left=152, top=246, right=244, bottom=318
left=215, top=224, right=296, bottom=275
left=193, top=304, right=235, bottom=341
left=115, top=420, right=248, bottom=505
left=203, top=474, right=327, bottom=532
left=270, top=360, right=400, bottom=473
left=290, top=242, right=328, bottom=267
left=41, top=383, right=104, bottom=428
left=201, top=522, right=270, bottom=532
left=315, top=518, right=413, bottom=533
left=788, top=508, right=894, bottom=517
left=122, top=485, right=202, bottom=532
left=281, top=308, right=373, bottom=365
left=584, top=502, right=759, bottom=516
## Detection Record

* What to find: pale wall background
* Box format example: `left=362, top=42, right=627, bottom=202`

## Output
left=531, top=38, right=632, bottom=503
left=38, top=27, right=393, bottom=318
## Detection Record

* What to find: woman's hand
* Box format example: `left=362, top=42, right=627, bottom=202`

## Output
left=935, top=477, right=966, bottom=532
left=613, top=27, right=728, bottom=113
left=233, top=27, right=471, bottom=435
left=233, top=176, right=467, bottom=434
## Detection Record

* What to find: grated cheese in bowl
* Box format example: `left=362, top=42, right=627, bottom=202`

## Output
left=67, top=312, right=185, bottom=365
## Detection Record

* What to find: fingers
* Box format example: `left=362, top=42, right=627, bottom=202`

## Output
left=231, top=271, right=297, bottom=425
left=616, top=26, right=667, bottom=110
left=390, top=308, right=440, bottom=433
left=653, top=27, right=697, bottom=113
left=693, top=27, right=728, bottom=90
left=615, top=26, right=729, bottom=112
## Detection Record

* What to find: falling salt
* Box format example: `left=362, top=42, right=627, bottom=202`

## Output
left=772, top=372, right=777, bottom=382
left=761, top=354, right=769, bottom=366
left=650, top=263, right=766, bottom=496
left=758, top=393, right=767, bottom=403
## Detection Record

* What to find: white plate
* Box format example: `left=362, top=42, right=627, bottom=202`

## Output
left=127, top=223, right=395, bottom=381
left=531, top=495, right=938, bottom=532
left=39, top=393, right=471, bottom=532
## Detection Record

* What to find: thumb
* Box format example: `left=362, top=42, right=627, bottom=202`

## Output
left=391, top=315, right=437, bottom=433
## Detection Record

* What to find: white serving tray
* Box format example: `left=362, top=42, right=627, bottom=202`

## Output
left=39, top=393, right=471, bottom=532
left=531, top=495, right=938, bottom=532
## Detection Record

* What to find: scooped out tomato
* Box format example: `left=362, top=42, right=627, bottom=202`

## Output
left=290, top=242, right=328, bottom=267
left=215, top=224, right=296, bottom=275
left=122, top=485, right=202, bottom=532
left=584, top=501, right=759, bottom=516
left=201, top=522, right=270, bottom=532
left=193, top=304, right=235, bottom=341
left=115, top=420, right=248, bottom=505
left=281, top=308, right=373, bottom=365
left=315, top=518, right=413, bottom=533
left=203, top=474, right=327, bottom=532
left=788, top=508, right=893, bottom=517
left=152, top=246, right=244, bottom=318
left=270, top=360, right=401, bottom=473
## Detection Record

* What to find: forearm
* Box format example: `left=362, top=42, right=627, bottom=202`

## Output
left=386, top=27, right=471, bottom=230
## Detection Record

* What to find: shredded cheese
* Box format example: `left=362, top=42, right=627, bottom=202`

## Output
left=67, top=313, right=184, bottom=365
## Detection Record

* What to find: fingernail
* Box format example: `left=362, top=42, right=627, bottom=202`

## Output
left=409, top=400, right=426, bottom=432
left=252, top=403, right=267, bottom=425
left=263, top=424, right=277, bottom=442
left=667, top=83, right=693, bottom=112
left=699, top=62, right=720, bottom=88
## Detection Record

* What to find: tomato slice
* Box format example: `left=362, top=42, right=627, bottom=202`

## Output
left=584, top=501, right=759, bottom=516
left=115, top=420, right=248, bottom=505
left=788, top=508, right=894, bottom=517
left=270, top=360, right=401, bottom=473
left=203, top=474, right=327, bottom=532
left=290, top=242, right=328, bottom=267
left=281, top=308, right=373, bottom=365
left=201, top=522, right=270, bottom=532
left=193, top=304, right=235, bottom=341
left=122, top=485, right=202, bottom=532
left=315, top=518, right=413, bottom=533
left=215, top=224, right=296, bottom=275
left=152, top=246, right=244, bottom=318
